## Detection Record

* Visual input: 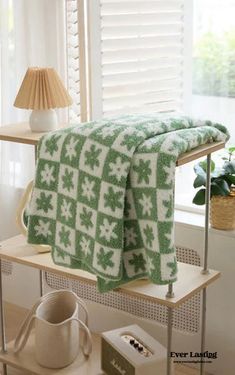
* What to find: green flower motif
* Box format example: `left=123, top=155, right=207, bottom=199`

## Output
left=148, top=254, right=158, bottom=273
left=36, top=192, right=53, bottom=213
left=197, top=134, right=203, bottom=144
left=159, top=122, right=168, bottom=133
left=62, top=168, right=74, bottom=191
left=168, top=140, right=182, bottom=154
left=59, top=226, right=71, bottom=248
left=85, top=144, right=102, bottom=170
left=56, top=248, right=66, bottom=260
left=133, top=159, right=151, bottom=184
left=80, top=207, right=93, bottom=230
left=45, top=135, right=60, bottom=156
left=97, top=247, right=114, bottom=270
left=163, top=196, right=173, bottom=218
left=143, top=224, right=154, bottom=247
left=104, top=186, right=123, bottom=212
left=129, top=253, right=146, bottom=273
left=121, top=132, right=143, bottom=151
left=167, top=258, right=177, bottom=277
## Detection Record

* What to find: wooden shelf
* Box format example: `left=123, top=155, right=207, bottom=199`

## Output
left=0, top=124, right=225, bottom=166
left=0, top=123, right=68, bottom=146
left=0, top=236, right=221, bottom=308
left=176, top=141, right=225, bottom=166
left=0, top=333, right=102, bottom=375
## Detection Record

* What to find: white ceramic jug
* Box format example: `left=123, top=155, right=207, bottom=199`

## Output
left=14, top=290, right=92, bottom=369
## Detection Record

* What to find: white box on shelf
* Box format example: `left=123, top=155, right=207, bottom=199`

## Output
left=101, top=324, right=174, bottom=375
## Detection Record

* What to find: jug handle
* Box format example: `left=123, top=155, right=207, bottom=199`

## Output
left=14, top=314, right=36, bottom=353
left=73, top=292, right=92, bottom=354
left=72, top=318, right=93, bottom=356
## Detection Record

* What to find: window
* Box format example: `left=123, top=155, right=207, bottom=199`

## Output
left=192, top=0, right=235, bottom=143
left=66, top=0, right=234, bottom=211
left=175, top=0, right=235, bottom=211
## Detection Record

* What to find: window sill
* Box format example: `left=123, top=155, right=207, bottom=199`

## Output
left=175, top=209, right=235, bottom=238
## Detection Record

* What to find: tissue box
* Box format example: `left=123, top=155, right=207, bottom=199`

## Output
left=101, top=324, right=173, bottom=375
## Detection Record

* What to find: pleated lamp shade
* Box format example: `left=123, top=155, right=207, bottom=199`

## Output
left=14, top=67, right=73, bottom=132
left=14, top=67, right=72, bottom=110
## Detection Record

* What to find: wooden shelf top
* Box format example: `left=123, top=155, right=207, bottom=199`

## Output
left=0, top=123, right=224, bottom=164
left=0, top=333, right=103, bottom=375
left=176, top=141, right=224, bottom=166
left=0, top=236, right=221, bottom=308
left=0, top=123, right=68, bottom=146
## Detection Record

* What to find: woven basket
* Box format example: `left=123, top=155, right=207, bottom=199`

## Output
left=210, top=188, right=235, bottom=230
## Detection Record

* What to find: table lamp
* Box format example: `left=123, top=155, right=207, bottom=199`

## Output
left=14, top=67, right=73, bottom=132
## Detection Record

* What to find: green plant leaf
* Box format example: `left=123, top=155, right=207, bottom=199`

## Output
left=211, top=179, right=230, bottom=196
left=199, top=159, right=215, bottom=173
left=228, top=146, right=235, bottom=154
left=193, top=174, right=206, bottom=188
left=211, top=184, right=225, bottom=196
left=223, top=161, right=235, bottom=174
left=224, top=175, right=235, bottom=184
left=194, top=163, right=206, bottom=177
left=193, top=189, right=206, bottom=205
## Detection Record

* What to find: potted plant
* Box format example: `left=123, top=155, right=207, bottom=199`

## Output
left=193, top=146, right=235, bottom=230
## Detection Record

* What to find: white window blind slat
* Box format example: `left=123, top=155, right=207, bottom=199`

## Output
left=68, top=79, right=80, bottom=90
left=67, top=47, right=79, bottom=59
left=102, top=24, right=183, bottom=38
left=68, top=58, right=80, bottom=71
left=103, top=78, right=182, bottom=97
left=102, top=46, right=183, bottom=63
left=102, top=12, right=182, bottom=26
left=102, top=34, right=182, bottom=50
left=101, top=1, right=184, bottom=15
left=68, top=25, right=78, bottom=36
left=102, top=57, right=183, bottom=74
left=67, top=0, right=77, bottom=11
left=103, top=66, right=182, bottom=85
left=104, top=101, right=180, bottom=117
left=103, top=89, right=182, bottom=108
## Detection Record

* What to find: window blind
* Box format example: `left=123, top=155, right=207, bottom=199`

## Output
left=66, top=0, right=87, bottom=122
left=88, top=0, right=188, bottom=119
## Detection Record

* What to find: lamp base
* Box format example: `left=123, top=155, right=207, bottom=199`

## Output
left=29, top=109, right=58, bottom=132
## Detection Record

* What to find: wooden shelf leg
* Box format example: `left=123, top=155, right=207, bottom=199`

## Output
left=0, top=260, right=7, bottom=374
left=167, top=306, right=173, bottom=375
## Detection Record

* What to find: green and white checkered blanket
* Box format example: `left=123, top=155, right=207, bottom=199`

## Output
left=27, top=113, right=228, bottom=292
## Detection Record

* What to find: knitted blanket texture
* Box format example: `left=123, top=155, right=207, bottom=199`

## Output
left=27, top=113, right=228, bottom=292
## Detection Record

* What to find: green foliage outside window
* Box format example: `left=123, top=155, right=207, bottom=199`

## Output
left=193, top=31, right=235, bottom=97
